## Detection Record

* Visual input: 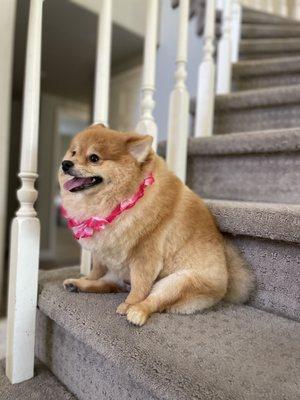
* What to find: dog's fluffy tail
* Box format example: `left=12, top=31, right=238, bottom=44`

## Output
left=223, top=239, right=255, bottom=303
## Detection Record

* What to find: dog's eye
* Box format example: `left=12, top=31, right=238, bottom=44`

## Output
left=89, top=154, right=100, bottom=163
left=71, top=150, right=76, bottom=157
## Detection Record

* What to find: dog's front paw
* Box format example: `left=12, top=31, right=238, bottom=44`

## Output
left=126, top=304, right=149, bottom=326
left=116, top=302, right=130, bottom=315
left=63, top=279, right=79, bottom=293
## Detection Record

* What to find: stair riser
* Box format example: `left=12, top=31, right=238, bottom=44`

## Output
left=233, top=73, right=300, bottom=91
left=242, top=10, right=300, bottom=26
left=242, top=27, right=300, bottom=39
left=35, top=311, right=157, bottom=400
left=187, top=152, right=300, bottom=204
left=214, top=104, right=300, bottom=134
left=227, top=235, right=300, bottom=321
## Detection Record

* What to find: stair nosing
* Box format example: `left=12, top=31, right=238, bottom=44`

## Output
left=233, top=56, right=300, bottom=76
left=215, top=84, right=300, bottom=110
left=242, top=7, right=300, bottom=25
left=205, top=199, right=300, bottom=244
left=159, top=128, right=300, bottom=156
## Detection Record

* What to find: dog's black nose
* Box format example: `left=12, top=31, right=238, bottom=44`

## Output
left=62, top=160, right=74, bottom=172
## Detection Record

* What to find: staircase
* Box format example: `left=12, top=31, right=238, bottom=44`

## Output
left=3, top=3, right=300, bottom=400
left=31, top=6, right=300, bottom=400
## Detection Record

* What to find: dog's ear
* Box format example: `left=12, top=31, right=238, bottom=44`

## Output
left=127, top=135, right=153, bottom=162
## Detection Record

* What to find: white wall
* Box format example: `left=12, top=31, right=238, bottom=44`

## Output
left=154, top=1, right=203, bottom=141
left=69, top=0, right=147, bottom=37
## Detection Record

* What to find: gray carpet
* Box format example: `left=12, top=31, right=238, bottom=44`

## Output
left=240, top=38, right=300, bottom=54
left=242, top=24, right=300, bottom=38
left=0, top=359, right=75, bottom=400
left=233, top=56, right=300, bottom=90
left=205, top=199, right=300, bottom=243
left=215, top=85, right=300, bottom=110
left=191, top=85, right=300, bottom=133
left=36, top=268, right=300, bottom=400
left=242, top=8, right=300, bottom=25
left=158, top=129, right=300, bottom=204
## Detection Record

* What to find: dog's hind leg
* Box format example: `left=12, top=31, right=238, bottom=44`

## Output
left=126, top=269, right=225, bottom=326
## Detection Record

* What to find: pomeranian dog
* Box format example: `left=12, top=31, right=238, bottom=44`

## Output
left=59, top=124, right=254, bottom=326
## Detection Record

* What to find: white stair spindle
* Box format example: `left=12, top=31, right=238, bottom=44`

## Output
left=6, top=0, right=43, bottom=384
left=264, top=0, right=274, bottom=13
left=231, top=0, right=241, bottom=63
left=279, top=0, right=288, bottom=17
left=0, top=0, right=17, bottom=311
left=252, top=0, right=261, bottom=10
left=292, top=0, right=300, bottom=19
left=166, top=0, right=190, bottom=182
left=80, top=0, right=112, bottom=277
left=136, top=0, right=159, bottom=150
left=194, top=0, right=216, bottom=137
left=217, top=0, right=233, bottom=94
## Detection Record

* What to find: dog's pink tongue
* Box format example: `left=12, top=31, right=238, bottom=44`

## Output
left=64, top=177, right=88, bottom=191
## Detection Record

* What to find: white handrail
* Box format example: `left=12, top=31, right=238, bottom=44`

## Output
left=80, top=0, right=112, bottom=276
left=136, top=0, right=159, bottom=150
left=217, top=0, right=233, bottom=94
left=166, top=0, right=190, bottom=182
left=6, top=0, right=44, bottom=384
left=194, top=0, right=216, bottom=137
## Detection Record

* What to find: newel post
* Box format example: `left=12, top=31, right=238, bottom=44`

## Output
left=217, top=0, right=233, bottom=94
left=136, top=0, right=159, bottom=150
left=194, top=0, right=216, bottom=137
left=166, top=0, right=190, bottom=182
left=80, top=0, right=112, bottom=276
left=0, top=0, right=17, bottom=311
left=6, top=0, right=44, bottom=384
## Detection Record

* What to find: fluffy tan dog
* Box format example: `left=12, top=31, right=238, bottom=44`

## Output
left=59, top=124, right=254, bottom=326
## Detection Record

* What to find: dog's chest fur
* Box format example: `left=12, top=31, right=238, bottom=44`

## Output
left=79, top=215, right=135, bottom=277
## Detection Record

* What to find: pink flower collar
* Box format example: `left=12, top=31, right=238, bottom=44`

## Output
left=61, top=173, right=154, bottom=240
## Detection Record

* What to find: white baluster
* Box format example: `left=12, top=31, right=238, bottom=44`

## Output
left=6, top=0, right=43, bottom=384
left=166, top=0, right=190, bottom=182
left=217, top=0, right=233, bottom=94
left=194, top=0, right=216, bottom=137
left=0, top=0, right=17, bottom=310
left=292, top=0, right=300, bottom=19
left=251, top=0, right=261, bottom=10
left=136, top=0, right=159, bottom=150
left=279, top=0, right=288, bottom=17
left=80, top=0, right=112, bottom=276
left=264, top=0, right=274, bottom=13
left=231, top=0, right=241, bottom=63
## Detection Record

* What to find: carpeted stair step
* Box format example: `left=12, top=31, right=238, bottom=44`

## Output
left=211, top=84, right=300, bottom=134
left=158, top=128, right=300, bottom=204
left=242, top=23, right=300, bottom=39
left=0, top=359, right=75, bottom=399
left=242, top=7, right=300, bottom=26
left=233, top=56, right=300, bottom=90
left=239, top=38, right=300, bottom=60
left=36, top=267, right=300, bottom=400
left=204, top=198, right=300, bottom=321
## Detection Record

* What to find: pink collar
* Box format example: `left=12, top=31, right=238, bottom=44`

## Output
left=61, top=173, right=154, bottom=240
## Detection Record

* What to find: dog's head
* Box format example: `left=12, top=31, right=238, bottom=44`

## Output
left=58, top=124, right=154, bottom=205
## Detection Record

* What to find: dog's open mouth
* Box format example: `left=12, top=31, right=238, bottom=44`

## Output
left=64, top=176, right=103, bottom=192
